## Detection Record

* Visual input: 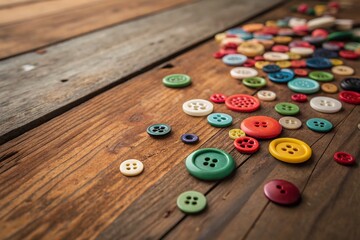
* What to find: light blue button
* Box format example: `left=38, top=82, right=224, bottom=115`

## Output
left=254, top=33, right=273, bottom=40
left=207, top=113, right=233, bottom=128
left=226, top=28, right=246, bottom=35
left=222, top=54, right=247, bottom=66
left=237, top=32, right=253, bottom=40
left=287, top=78, right=320, bottom=94
left=306, top=118, right=333, bottom=132
left=268, top=69, right=294, bottom=83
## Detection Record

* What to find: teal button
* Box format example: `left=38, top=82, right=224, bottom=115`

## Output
left=207, top=113, right=233, bottom=127
left=275, top=102, right=300, bottom=115
left=288, top=77, right=320, bottom=94
left=177, top=191, right=207, bottom=214
left=162, top=74, right=191, bottom=88
left=147, top=123, right=171, bottom=137
left=306, top=118, right=333, bottom=132
left=185, top=148, right=235, bottom=181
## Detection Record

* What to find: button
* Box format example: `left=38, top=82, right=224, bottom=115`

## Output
left=263, top=52, right=289, bottom=61
left=272, top=45, right=289, bottom=52
left=340, top=77, right=360, bottom=92
left=234, top=136, right=260, bottom=154
left=262, top=26, right=279, bottom=35
left=183, top=99, right=214, bottom=116
left=230, top=67, right=258, bottom=79
left=331, top=65, right=354, bottom=76
left=321, top=83, right=338, bottom=93
left=181, top=133, right=199, bottom=144
left=289, top=40, right=313, bottom=48
left=313, top=48, right=338, bottom=58
left=307, top=16, right=335, bottom=30
left=210, top=93, right=226, bottom=103
left=289, top=17, right=307, bottom=28
left=242, top=23, right=264, bottom=32
left=229, top=129, right=246, bottom=139
left=288, top=78, right=320, bottom=94
left=240, top=116, right=282, bottom=139
left=242, top=77, right=267, bottom=88
left=310, top=96, right=342, bottom=113
left=345, top=42, right=360, bottom=51
left=302, top=36, right=325, bottom=45
left=306, top=57, right=332, bottom=69
left=294, top=69, right=308, bottom=77
left=268, top=69, right=295, bottom=83
left=333, top=152, right=356, bottom=166
left=147, top=123, right=171, bottom=137
left=291, top=60, right=307, bottom=68
left=177, top=191, right=207, bottom=214
left=163, top=74, right=191, bottom=88
left=275, top=102, right=300, bottom=115
left=273, top=36, right=292, bottom=44
left=269, top=137, right=312, bottom=163
left=257, top=90, right=276, bottom=101
left=238, top=42, right=265, bottom=57
left=255, top=61, right=271, bottom=70
left=222, top=54, right=247, bottom=66
left=339, top=50, right=359, bottom=60
left=225, top=94, right=260, bottom=112
left=291, top=93, right=307, bottom=102
left=243, top=59, right=256, bottom=67
left=339, top=91, right=360, bottom=105
left=286, top=52, right=302, bottom=60
left=207, top=113, right=233, bottom=127
left=290, top=47, right=314, bottom=57
left=276, top=61, right=292, bottom=68
left=323, top=42, right=340, bottom=51
left=309, top=71, right=334, bottom=82
left=279, top=117, right=302, bottom=129
left=264, top=179, right=301, bottom=205
left=306, top=118, right=333, bottom=132
left=120, top=159, right=144, bottom=176
left=263, top=64, right=281, bottom=73
left=185, top=148, right=235, bottom=180
left=329, top=58, right=343, bottom=66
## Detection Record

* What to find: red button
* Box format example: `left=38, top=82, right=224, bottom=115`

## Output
left=291, top=60, right=307, bottom=68
left=312, top=29, right=328, bottom=38
left=328, top=41, right=344, bottom=48
left=339, top=91, right=360, bottom=105
left=234, top=136, right=260, bottom=154
left=294, top=68, right=308, bottom=76
left=223, top=42, right=238, bottom=49
left=210, top=93, right=227, bottom=103
left=291, top=93, right=307, bottom=102
left=243, top=59, right=255, bottom=67
left=240, top=116, right=282, bottom=139
left=339, top=50, right=359, bottom=60
left=272, top=45, right=289, bottom=53
left=334, top=152, right=356, bottom=165
left=213, top=49, right=237, bottom=59
left=225, top=94, right=260, bottom=112
left=264, top=179, right=301, bottom=205
left=254, top=56, right=265, bottom=61
left=293, top=25, right=308, bottom=32
left=262, top=26, right=279, bottom=35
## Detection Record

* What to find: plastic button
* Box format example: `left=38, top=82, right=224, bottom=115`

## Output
left=306, top=118, right=333, bottom=132
left=291, top=94, right=307, bottom=102
left=263, top=64, right=281, bottom=73
left=275, top=102, right=300, bottom=115
left=185, top=148, right=235, bottom=181
left=181, top=133, right=199, bottom=144
left=310, top=96, right=342, bottom=113
left=222, top=54, right=247, bottom=66
left=279, top=117, right=302, bottom=129
left=264, top=179, right=301, bottom=205
left=263, top=52, right=289, bottom=61
left=294, top=69, right=308, bottom=77
left=230, top=67, right=258, bottom=79
left=255, top=61, right=271, bottom=69
left=333, top=152, right=356, bottom=166
left=207, top=113, right=233, bottom=127
left=229, top=129, right=246, bottom=139
left=290, top=47, right=314, bottom=57
left=210, top=93, right=226, bottom=103
left=183, top=99, right=214, bottom=116
left=340, top=77, right=360, bottom=92
left=242, top=77, right=267, bottom=88
left=147, top=124, right=171, bottom=137
left=225, top=94, right=260, bottom=112
left=276, top=61, right=292, bottom=68
left=257, top=90, right=276, bottom=101
left=313, top=48, right=338, bottom=58
left=306, top=57, right=332, bottom=69
left=321, top=83, right=338, bottom=93
left=269, top=138, right=312, bottom=163
left=331, top=65, right=354, bottom=76
left=238, top=42, right=265, bottom=57
left=288, top=78, right=320, bottom=94
left=339, top=91, right=360, bottom=105
left=240, top=116, right=282, bottom=139
left=329, top=59, right=343, bottom=66
left=120, top=159, right=144, bottom=176
left=177, top=191, right=207, bottom=214
left=272, top=45, right=289, bottom=52
left=309, top=71, right=334, bottom=82
left=234, top=136, right=260, bottom=154
left=339, top=50, right=359, bottom=60
left=162, top=74, right=191, bottom=88
left=268, top=69, right=295, bottom=83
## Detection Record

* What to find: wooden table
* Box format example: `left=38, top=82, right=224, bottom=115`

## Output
left=0, top=0, right=359, bottom=239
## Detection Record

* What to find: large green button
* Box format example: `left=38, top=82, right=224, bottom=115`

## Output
left=185, top=148, right=235, bottom=181
left=207, top=113, right=233, bottom=127
left=275, top=102, right=300, bottom=115
left=177, top=191, right=207, bottom=214
left=162, top=74, right=191, bottom=88
left=306, top=118, right=333, bottom=132
left=242, top=77, right=267, bottom=88
left=309, top=71, right=334, bottom=82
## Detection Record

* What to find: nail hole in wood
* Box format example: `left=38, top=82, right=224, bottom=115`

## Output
left=60, top=79, right=68, bottom=83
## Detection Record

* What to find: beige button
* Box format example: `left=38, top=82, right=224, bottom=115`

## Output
left=307, top=16, right=335, bottom=30
left=238, top=42, right=265, bottom=57
left=287, top=52, right=302, bottom=60
left=331, top=65, right=355, bottom=76
left=120, top=159, right=144, bottom=176
left=249, top=39, right=274, bottom=50
left=279, top=117, right=302, bottom=130
left=257, top=90, right=276, bottom=101
left=263, top=52, right=289, bottom=61
left=290, top=47, right=314, bottom=57
left=230, top=67, right=258, bottom=79
left=321, top=83, right=338, bottom=93
left=215, top=32, right=226, bottom=43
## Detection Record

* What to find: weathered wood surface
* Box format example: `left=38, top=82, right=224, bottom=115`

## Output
left=0, top=0, right=283, bottom=143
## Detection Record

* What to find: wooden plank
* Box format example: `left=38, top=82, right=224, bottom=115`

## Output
left=0, top=0, right=283, bottom=143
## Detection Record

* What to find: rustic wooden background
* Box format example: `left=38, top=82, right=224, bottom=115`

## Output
left=0, top=0, right=359, bottom=239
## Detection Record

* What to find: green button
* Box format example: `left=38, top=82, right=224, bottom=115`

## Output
left=275, top=102, right=300, bottom=115
left=162, top=74, right=191, bottom=88
left=345, top=42, right=360, bottom=51
left=306, top=118, right=333, bottom=132
left=309, top=71, right=334, bottom=82
left=185, top=148, right=235, bottom=181
left=177, top=191, right=207, bottom=214
left=146, top=123, right=171, bottom=137
left=242, top=77, right=267, bottom=88
left=327, top=31, right=353, bottom=41
left=207, top=113, right=233, bottom=127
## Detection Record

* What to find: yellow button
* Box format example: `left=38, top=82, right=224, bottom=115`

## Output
left=215, top=32, right=226, bottom=43
left=238, top=42, right=265, bottom=57
left=229, top=129, right=246, bottom=139
left=273, top=36, right=292, bottom=44
left=255, top=61, right=271, bottom=69
left=265, top=20, right=277, bottom=27
left=329, top=59, right=343, bottom=66
left=286, top=52, right=301, bottom=60
left=249, top=39, right=274, bottom=50
left=276, top=61, right=292, bottom=68
left=321, top=83, right=338, bottom=93
left=242, top=23, right=264, bottom=32
left=269, top=138, right=312, bottom=163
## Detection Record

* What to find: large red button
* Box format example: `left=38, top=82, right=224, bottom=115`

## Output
left=240, top=116, right=282, bottom=139
left=225, top=94, right=260, bottom=112
left=334, top=152, right=356, bottom=165
left=339, top=50, right=359, bottom=60
left=339, top=91, right=360, bottom=105
left=264, top=179, right=301, bottom=205
left=291, top=93, right=307, bottom=102
left=234, top=136, right=260, bottom=154
left=210, top=93, right=227, bottom=103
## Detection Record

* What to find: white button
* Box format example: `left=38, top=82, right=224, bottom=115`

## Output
left=279, top=117, right=302, bottom=129
left=230, top=67, right=258, bottom=79
left=263, top=52, right=289, bottom=61
left=220, top=37, right=243, bottom=47
left=120, top=159, right=144, bottom=176
left=182, top=99, right=214, bottom=116
left=310, top=96, right=342, bottom=113
left=257, top=90, right=276, bottom=101
left=289, top=17, right=307, bottom=28
left=307, top=16, right=335, bottom=30
left=331, top=65, right=354, bottom=76
left=290, top=47, right=314, bottom=56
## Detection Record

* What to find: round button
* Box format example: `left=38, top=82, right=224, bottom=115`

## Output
left=207, top=113, right=233, bottom=127
left=225, top=94, right=260, bottom=112
left=321, top=83, right=338, bottom=93
left=147, top=124, right=171, bottom=137
left=329, top=58, right=343, bottom=66
left=272, top=45, right=289, bottom=52
left=333, top=152, right=356, bottom=166
left=339, top=50, right=359, bottom=60
left=323, top=42, right=340, bottom=51
left=294, top=69, right=308, bottom=77
left=279, top=117, right=302, bottom=129
left=257, top=90, right=276, bottom=101
left=243, top=59, right=256, bottom=67
left=163, top=74, right=191, bottom=88
left=177, top=191, right=207, bottom=214
left=240, top=116, right=282, bottom=139
left=345, top=42, right=360, bottom=51
left=286, top=52, right=301, bottom=60
left=242, top=23, right=264, bottom=32
left=210, top=93, right=226, bottom=103
left=181, top=133, right=199, bottom=144
left=242, top=77, right=267, bottom=88
left=269, top=138, right=312, bottom=163
left=120, top=159, right=144, bottom=176
left=310, top=96, right=342, bottom=113
left=331, top=65, right=354, bottom=76
left=306, top=57, right=332, bottom=69
left=276, top=61, right=292, bottom=68
left=230, top=67, right=258, bottom=79
left=290, top=47, right=314, bottom=57
left=185, top=148, right=236, bottom=180
left=183, top=99, right=214, bottom=116
left=229, top=129, right=246, bottom=139
left=234, top=136, right=260, bottom=154
left=291, top=93, right=307, bottom=102
left=309, top=71, right=334, bottom=82
left=275, top=102, right=300, bottom=116
left=291, top=60, right=307, bottom=68
left=222, top=54, right=247, bottom=66
left=313, top=48, right=338, bottom=59
left=339, top=91, right=360, bottom=105
left=288, top=78, right=320, bottom=94
left=268, top=69, right=295, bottom=83
left=264, top=179, right=301, bottom=205
left=255, top=61, right=271, bottom=69
left=263, top=64, right=281, bottom=73
left=238, top=42, right=265, bottom=57
left=306, top=118, right=333, bottom=132
left=263, top=52, right=289, bottom=61
left=340, top=77, right=360, bottom=92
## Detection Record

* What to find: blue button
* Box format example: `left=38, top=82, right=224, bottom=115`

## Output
left=222, top=54, right=247, bottom=66
left=302, top=36, right=325, bottom=46
left=226, top=28, right=246, bottom=35
left=263, top=64, right=281, bottom=73
left=287, top=78, right=320, bottom=94
left=268, top=69, right=294, bottom=83
left=254, top=33, right=273, bottom=40
left=237, top=32, right=253, bottom=40
left=306, top=57, right=332, bottom=69
left=313, top=48, right=338, bottom=58
left=306, top=118, right=333, bottom=133
left=181, top=133, right=199, bottom=144
left=207, top=113, right=233, bottom=128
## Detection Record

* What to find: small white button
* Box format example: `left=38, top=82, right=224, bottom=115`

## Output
left=263, top=52, right=289, bottom=61
left=257, top=90, right=276, bottom=101
left=307, top=16, right=335, bottom=30
left=182, top=99, right=214, bottom=116
left=310, top=96, right=342, bottom=113
left=120, top=159, right=144, bottom=176
left=279, top=117, right=302, bottom=129
left=230, top=67, right=258, bottom=79
left=289, top=17, right=307, bottom=28
left=290, top=47, right=314, bottom=57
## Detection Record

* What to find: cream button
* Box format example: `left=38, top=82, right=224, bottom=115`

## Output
left=307, top=16, right=335, bottom=30
left=257, top=90, right=276, bottom=101
left=263, top=52, right=289, bottom=61
left=331, top=65, right=355, bottom=76
left=230, top=67, right=258, bottom=79
left=289, top=17, right=307, bottom=28
left=279, top=117, right=302, bottom=129
left=182, top=99, right=214, bottom=116
left=310, top=96, right=342, bottom=113
left=290, top=47, right=314, bottom=57
left=120, top=159, right=144, bottom=176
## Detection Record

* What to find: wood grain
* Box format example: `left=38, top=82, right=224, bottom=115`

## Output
left=0, top=0, right=283, bottom=143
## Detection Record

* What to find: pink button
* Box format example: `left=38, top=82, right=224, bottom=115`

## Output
left=264, top=179, right=301, bottom=205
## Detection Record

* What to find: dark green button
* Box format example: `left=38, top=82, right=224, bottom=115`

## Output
left=306, top=118, right=333, bottom=132
left=162, top=74, right=191, bottom=88
left=185, top=148, right=235, bottom=181
left=327, top=31, right=353, bottom=41
left=242, top=77, right=267, bottom=88
left=146, top=123, right=171, bottom=137
left=309, top=71, right=334, bottom=82
left=207, top=113, right=233, bottom=128
left=177, top=191, right=207, bottom=214
left=275, top=102, right=300, bottom=115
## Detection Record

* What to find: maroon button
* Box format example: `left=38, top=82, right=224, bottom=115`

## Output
left=339, top=50, right=359, bottom=60
left=264, top=179, right=301, bottom=205
left=234, top=136, right=260, bottom=154
left=334, top=152, right=356, bottom=165
left=210, top=93, right=227, bottom=103
left=291, top=93, right=307, bottom=102
left=243, top=59, right=256, bottom=67
left=339, top=91, right=360, bottom=105
left=294, top=68, right=308, bottom=77
left=272, top=45, right=289, bottom=53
